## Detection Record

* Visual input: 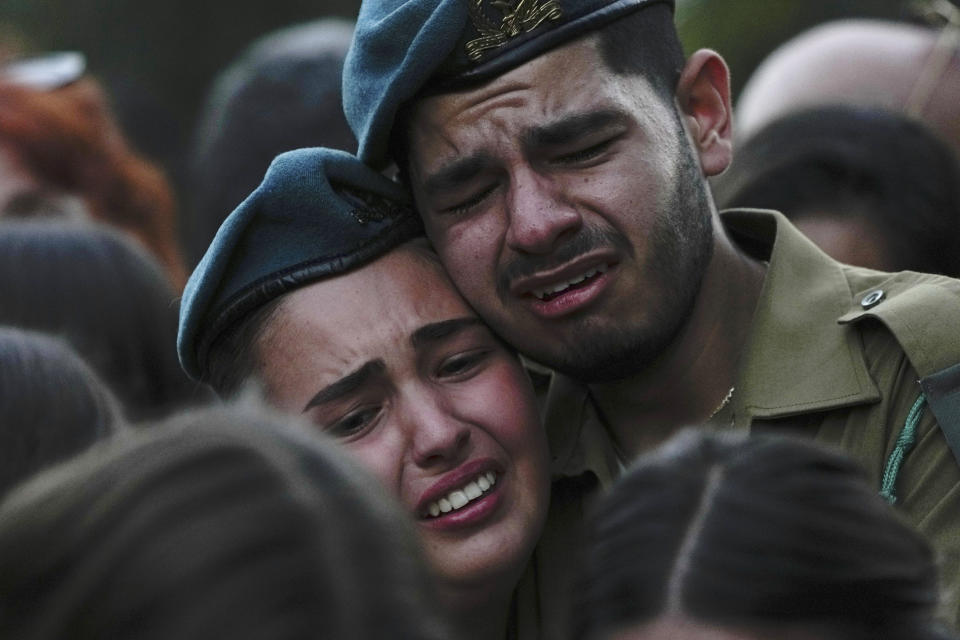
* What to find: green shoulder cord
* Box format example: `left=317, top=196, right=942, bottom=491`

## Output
left=879, top=394, right=928, bottom=504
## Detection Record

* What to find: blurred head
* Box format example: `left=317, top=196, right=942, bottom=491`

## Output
left=736, top=19, right=960, bottom=162
left=0, top=327, right=119, bottom=497
left=188, top=18, right=356, bottom=266
left=576, top=430, right=951, bottom=640
left=179, top=147, right=550, bottom=613
left=715, top=106, right=960, bottom=275
left=0, top=68, right=186, bottom=285
left=0, top=402, right=448, bottom=640
left=0, top=221, right=205, bottom=420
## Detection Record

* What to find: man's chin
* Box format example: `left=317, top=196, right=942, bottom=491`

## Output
left=546, top=349, right=658, bottom=384
left=519, top=328, right=675, bottom=384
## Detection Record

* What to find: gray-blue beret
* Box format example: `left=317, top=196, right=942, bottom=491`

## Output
left=178, top=147, right=423, bottom=380
left=343, top=0, right=674, bottom=167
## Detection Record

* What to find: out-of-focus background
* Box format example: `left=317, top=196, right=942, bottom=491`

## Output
left=0, top=0, right=932, bottom=253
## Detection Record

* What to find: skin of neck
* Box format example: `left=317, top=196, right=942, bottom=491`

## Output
left=440, top=575, right=516, bottom=640
left=588, top=210, right=767, bottom=456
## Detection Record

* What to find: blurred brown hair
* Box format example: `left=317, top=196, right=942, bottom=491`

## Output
left=0, top=77, right=186, bottom=287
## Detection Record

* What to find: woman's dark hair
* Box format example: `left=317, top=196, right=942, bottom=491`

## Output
left=715, top=106, right=960, bottom=276
left=0, top=327, right=119, bottom=496
left=0, top=221, right=207, bottom=419
left=203, top=295, right=284, bottom=398
left=0, top=401, right=448, bottom=640
left=576, top=430, right=953, bottom=640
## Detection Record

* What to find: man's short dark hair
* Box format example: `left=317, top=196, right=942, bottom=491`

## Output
left=595, top=3, right=685, bottom=98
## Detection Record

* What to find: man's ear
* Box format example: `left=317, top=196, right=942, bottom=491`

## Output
left=675, top=49, right=733, bottom=177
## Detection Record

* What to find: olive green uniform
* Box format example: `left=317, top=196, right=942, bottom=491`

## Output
left=516, top=208, right=960, bottom=638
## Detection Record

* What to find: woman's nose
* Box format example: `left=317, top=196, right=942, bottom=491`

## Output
left=404, top=391, right=472, bottom=469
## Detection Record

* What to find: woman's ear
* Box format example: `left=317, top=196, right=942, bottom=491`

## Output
left=676, top=49, right=733, bottom=177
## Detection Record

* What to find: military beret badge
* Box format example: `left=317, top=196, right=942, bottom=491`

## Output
left=465, top=0, right=564, bottom=62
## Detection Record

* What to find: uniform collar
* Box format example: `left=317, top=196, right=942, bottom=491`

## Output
left=542, top=372, right=622, bottom=484
left=723, top=208, right=881, bottom=424
left=542, top=208, right=883, bottom=480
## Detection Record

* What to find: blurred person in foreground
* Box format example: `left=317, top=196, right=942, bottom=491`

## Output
left=187, top=18, right=356, bottom=267
left=736, top=12, right=960, bottom=161
left=576, top=430, right=958, bottom=640
left=0, top=401, right=448, bottom=640
left=179, top=147, right=552, bottom=640
left=0, top=222, right=205, bottom=421
left=714, top=106, right=960, bottom=276
left=0, top=52, right=187, bottom=287
left=0, top=327, right=120, bottom=498
left=341, top=0, right=960, bottom=631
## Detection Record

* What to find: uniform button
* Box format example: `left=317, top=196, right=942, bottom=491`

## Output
left=861, top=289, right=885, bottom=309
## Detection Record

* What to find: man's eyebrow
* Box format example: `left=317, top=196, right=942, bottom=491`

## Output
left=421, top=153, right=493, bottom=197
left=303, top=360, right=387, bottom=412
left=411, top=317, right=483, bottom=349
left=523, top=108, right=630, bottom=148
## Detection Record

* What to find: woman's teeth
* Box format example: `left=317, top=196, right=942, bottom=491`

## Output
left=532, top=264, right=607, bottom=301
left=426, top=471, right=497, bottom=518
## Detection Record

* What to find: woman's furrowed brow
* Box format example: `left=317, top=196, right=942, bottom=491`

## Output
left=410, top=317, right=483, bottom=349
left=303, top=360, right=387, bottom=412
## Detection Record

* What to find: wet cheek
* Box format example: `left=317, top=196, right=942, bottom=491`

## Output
left=342, top=440, right=405, bottom=500
left=439, top=230, right=497, bottom=299
left=447, top=218, right=496, bottom=260
left=478, top=370, right=542, bottom=448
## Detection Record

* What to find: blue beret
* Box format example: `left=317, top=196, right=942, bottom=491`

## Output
left=343, top=0, right=674, bottom=167
left=178, top=147, right=423, bottom=380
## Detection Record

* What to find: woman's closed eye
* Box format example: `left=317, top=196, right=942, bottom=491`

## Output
left=436, top=349, right=491, bottom=380
left=326, top=405, right=383, bottom=439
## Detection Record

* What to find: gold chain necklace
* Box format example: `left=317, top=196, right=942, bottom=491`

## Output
left=708, top=386, right=736, bottom=420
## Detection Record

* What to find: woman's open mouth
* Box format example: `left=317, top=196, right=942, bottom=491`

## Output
left=424, top=471, right=497, bottom=518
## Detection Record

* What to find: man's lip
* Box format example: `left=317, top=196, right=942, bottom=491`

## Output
left=414, top=458, right=503, bottom=517
left=508, top=251, right=618, bottom=298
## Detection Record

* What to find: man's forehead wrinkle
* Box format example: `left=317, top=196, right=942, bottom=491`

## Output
left=442, top=126, right=470, bottom=161
left=455, top=80, right=533, bottom=118
left=414, top=81, right=531, bottom=141
left=522, top=108, right=631, bottom=149
left=421, top=89, right=546, bottom=177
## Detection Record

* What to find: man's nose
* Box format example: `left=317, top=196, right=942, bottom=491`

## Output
left=504, top=169, right=582, bottom=254
left=404, top=390, right=471, bottom=469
